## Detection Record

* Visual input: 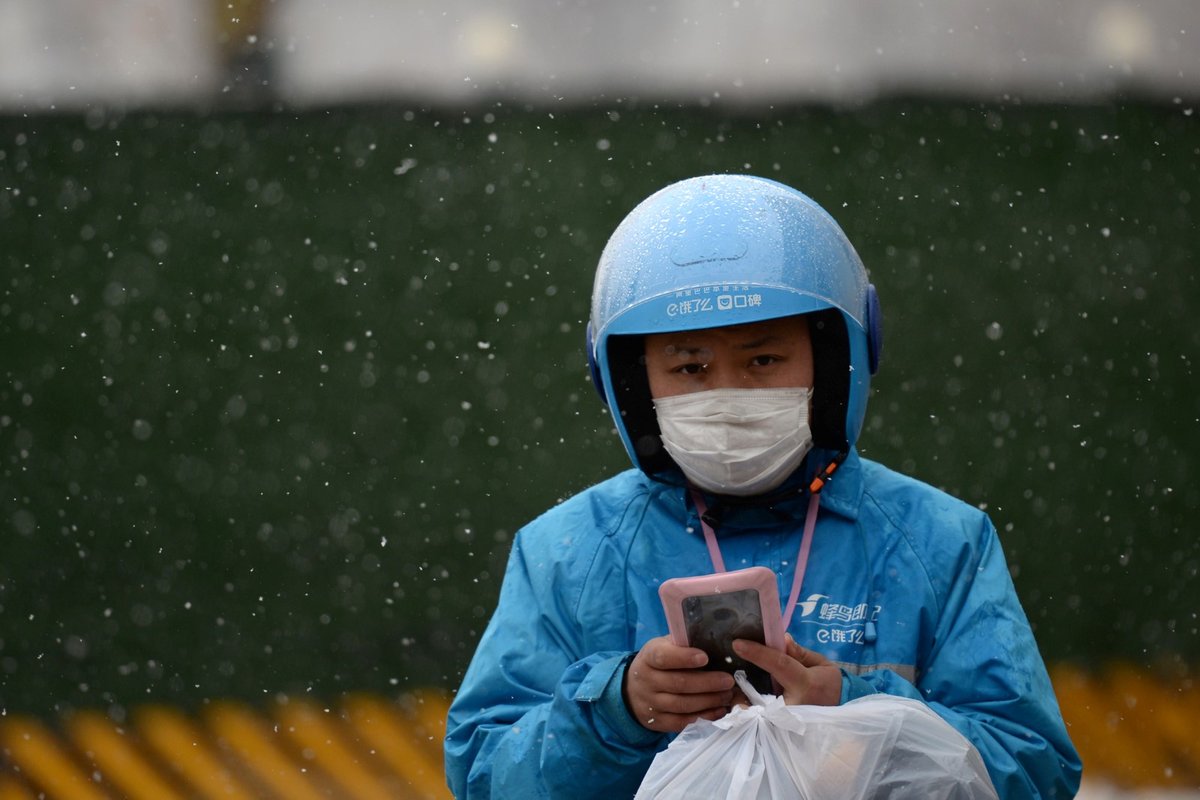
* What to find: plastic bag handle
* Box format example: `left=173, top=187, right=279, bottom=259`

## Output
left=733, top=670, right=768, bottom=706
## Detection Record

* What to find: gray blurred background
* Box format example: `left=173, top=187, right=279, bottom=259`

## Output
left=1, top=0, right=1197, bottom=110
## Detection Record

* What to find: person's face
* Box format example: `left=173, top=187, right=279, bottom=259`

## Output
left=643, top=315, right=814, bottom=399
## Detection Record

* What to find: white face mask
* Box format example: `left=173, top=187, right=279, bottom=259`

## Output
left=652, top=387, right=814, bottom=497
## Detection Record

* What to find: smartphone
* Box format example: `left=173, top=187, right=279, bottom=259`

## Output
left=658, top=566, right=785, bottom=694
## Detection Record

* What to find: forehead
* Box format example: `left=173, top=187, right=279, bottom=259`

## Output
left=645, top=315, right=809, bottom=350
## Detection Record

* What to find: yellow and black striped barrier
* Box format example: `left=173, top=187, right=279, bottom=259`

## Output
left=1051, top=663, right=1199, bottom=791
left=1, top=665, right=1196, bottom=797
left=1, top=691, right=451, bottom=799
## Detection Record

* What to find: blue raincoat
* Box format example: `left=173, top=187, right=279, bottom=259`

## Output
left=445, top=450, right=1082, bottom=798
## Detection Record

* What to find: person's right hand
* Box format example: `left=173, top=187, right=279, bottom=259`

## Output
left=622, top=636, right=736, bottom=733
left=732, top=634, right=841, bottom=707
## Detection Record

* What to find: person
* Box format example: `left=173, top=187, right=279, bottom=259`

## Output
left=444, top=175, right=1082, bottom=798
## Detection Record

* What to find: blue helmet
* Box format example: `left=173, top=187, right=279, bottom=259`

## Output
left=587, top=174, right=882, bottom=476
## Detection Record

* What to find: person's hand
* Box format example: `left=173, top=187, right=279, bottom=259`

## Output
left=732, top=634, right=842, bottom=706
left=623, top=636, right=737, bottom=733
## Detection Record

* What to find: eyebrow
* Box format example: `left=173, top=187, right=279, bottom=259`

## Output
left=734, top=335, right=785, bottom=350
left=659, top=335, right=785, bottom=357
left=662, top=345, right=706, bottom=358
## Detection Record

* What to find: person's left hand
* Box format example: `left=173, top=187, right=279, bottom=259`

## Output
left=732, top=634, right=842, bottom=706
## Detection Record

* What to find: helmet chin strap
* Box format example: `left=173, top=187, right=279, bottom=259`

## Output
left=688, top=453, right=845, bottom=632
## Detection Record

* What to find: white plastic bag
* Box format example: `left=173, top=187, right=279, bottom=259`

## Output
left=635, top=671, right=998, bottom=800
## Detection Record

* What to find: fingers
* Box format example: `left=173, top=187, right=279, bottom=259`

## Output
left=639, top=703, right=729, bottom=732
left=632, top=638, right=734, bottom=694
left=625, top=636, right=738, bottom=733
left=628, top=657, right=735, bottom=700
left=640, top=636, right=711, bottom=671
left=626, top=679, right=733, bottom=733
left=732, top=638, right=799, bottom=677
left=785, top=634, right=833, bottom=667
left=641, top=687, right=735, bottom=716
left=624, top=634, right=839, bottom=734
left=729, top=636, right=832, bottom=673
left=731, top=638, right=842, bottom=706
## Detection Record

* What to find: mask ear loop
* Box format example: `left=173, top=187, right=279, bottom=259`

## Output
left=688, top=453, right=845, bottom=629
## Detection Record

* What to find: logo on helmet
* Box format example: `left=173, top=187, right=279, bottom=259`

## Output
left=665, top=284, right=764, bottom=317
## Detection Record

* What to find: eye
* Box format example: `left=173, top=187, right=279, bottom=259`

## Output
left=673, top=362, right=706, bottom=376
left=749, top=354, right=781, bottom=367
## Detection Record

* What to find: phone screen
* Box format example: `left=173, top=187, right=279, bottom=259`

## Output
left=682, top=588, right=773, bottom=693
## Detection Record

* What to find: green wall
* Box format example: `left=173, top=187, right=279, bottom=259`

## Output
left=1, top=102, right=1196, bottom=715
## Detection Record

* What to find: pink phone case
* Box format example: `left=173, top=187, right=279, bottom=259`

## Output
left=658, top=566, right=786, bottom=655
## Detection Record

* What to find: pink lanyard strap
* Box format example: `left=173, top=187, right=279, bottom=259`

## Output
left=688, top=488, right=821, bottom=632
